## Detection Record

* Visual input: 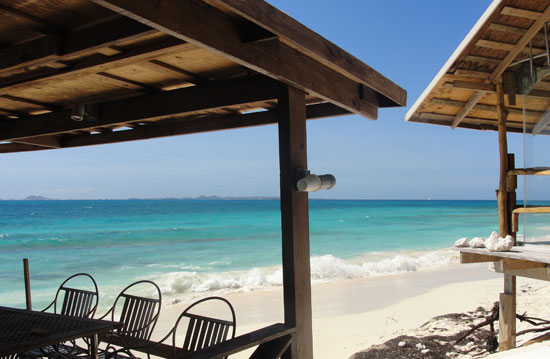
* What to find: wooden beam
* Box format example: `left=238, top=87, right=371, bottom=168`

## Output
left=493, top=260, right=550, bottom=281
left=488, top=23, right=546, bottom=42
left=452, top=5, right=550, bottom=129
left=450, top=82, right=550, bottom=99
left=0, top=38, right=194, bottom=95
left=430, top=98, right=543, bottom=117
left=501, top=6, right=541, bottom=20
left=61, top=103, right=343, bottom=148
left=492, top=6, right=550, bottom=82
left=178, top=324, right=295, bottom=359
left=0, top=16, right=156, bottom=73
left=1, top=103, right=347, bottom=153
left=513, top=206, right=550, bottom=214
left=465, top=55, right=502, bottom=65
left=142, top=60, right=208, bottom=84
left=452, top=81, right=496, bottom=92
left=90, top=0, right=384, bottom=119
left=508, top=167, right=550, bottom=176
left=93, top=72, right=159, bottom=92
left=206, top=0, right=406, bottom=107
left=453, top=69, right=491, bottom=79
left=475, top=39, right=545, bottom=55
left=0, top=4, right=66, bottom=34
left=278, top=85, right=313, bottom=359
left=0, top=76, right=280, bottom=141
left=501, top=258, right=546, bottom=271
left=497, top=82, right=510, bottom=237
left=13, top=135, right=60, bottom=149
left=451, top=91, right=485, bottom=129
left=460, top=252, right=501, bottom=264
left=0, top=95, right=58, bottom=111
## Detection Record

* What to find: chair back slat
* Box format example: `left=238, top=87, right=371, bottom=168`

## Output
left=118, top=292, right=160, bottom=340
left=181, top=313, right=234, bottom=352
left=59, top=287, right=98, bottom=318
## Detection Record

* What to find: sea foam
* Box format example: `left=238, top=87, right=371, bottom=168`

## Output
left=151, top=249, right=459, bottom=303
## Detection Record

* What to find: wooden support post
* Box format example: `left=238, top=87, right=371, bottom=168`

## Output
left=278, top=85, right=313, bottom=359
left=496, top=80, right=516, bottom=351
left=496, top=82, right=509, bottom=238
left=499, top=276, right=516, bottom=350
left=507, top=153, right=517, bottom=243
left=23, top=258, right=32, bottom=310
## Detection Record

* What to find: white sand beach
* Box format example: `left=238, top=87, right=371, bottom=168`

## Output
left=151, top=263, right=550, bottom=358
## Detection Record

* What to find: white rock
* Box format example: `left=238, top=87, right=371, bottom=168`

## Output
left=421, top=348, right=431, bottom=354
left=469, top=237, right=485, bottom=248
left=398, top=341, right=406, bottom=347
left=485, top=233, right=515, bottom=252
left=484, top=231, right=499, bottom=251
left=416, top=343, right=425, bottom=350
left=503, top=235, right=515, bottom=250
left=454, top=237, right=469, bottom=247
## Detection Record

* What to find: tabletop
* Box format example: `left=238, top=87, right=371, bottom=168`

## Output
left=0, top=306, right=120, bottom=356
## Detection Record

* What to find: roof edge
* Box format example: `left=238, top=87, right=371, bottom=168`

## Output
left=405, top=0, right=503, bottom=122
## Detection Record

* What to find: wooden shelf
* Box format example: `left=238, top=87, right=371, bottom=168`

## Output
left=508, top=167, right=550, bottom=176
left=513, top=206, right=550, bottom=214
left=512, top=206, right=550, bottom=231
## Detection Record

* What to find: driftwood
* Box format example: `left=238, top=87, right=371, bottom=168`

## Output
left=452, top=301, right=550, bottom=349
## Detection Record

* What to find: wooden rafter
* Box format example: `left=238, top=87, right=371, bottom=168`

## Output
left=451, top=5, right=550, bottom=129
left=0, top=38, right=193, bottom=95
left=0, top=16, right=156, bottom=74
left=13, top=135, right=61, bottom=149
left=0, top=4, right=66, bottom=34
left=89, top=0, right=383, bottom=120
left=0, top=76, right=280, bottom=141
left=0, top=103, right=348, bottom=153
left=206, top=0, right=406, bottom=107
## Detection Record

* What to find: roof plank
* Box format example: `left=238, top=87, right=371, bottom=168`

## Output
left=206, top=0, right=406, bottom=107
left=89, top=0, right=385, bottom=119
left=0, top=16, right=156, bottom=74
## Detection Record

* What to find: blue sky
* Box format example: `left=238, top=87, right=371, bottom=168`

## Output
left=2, top=0, right=546, bottom=200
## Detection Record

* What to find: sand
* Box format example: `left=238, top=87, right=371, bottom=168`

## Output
left=151, top=263, right=550, bottom=358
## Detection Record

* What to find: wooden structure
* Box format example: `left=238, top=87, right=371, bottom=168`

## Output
left=406, top=0, right=550, bottom=352
left=0, top=1, right=406, bottom=358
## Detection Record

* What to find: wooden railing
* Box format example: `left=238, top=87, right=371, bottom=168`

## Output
left=109, top=323, right=295, bottom=359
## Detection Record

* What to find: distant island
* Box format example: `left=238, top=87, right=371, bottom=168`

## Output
left=22, top=195, right=52, bottom=201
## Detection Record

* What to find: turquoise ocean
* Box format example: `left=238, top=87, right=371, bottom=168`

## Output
left=1, top=199, right=549, bottom=310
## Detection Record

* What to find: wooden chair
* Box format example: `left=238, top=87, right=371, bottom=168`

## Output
left=99, top=280, right=162, bottom=358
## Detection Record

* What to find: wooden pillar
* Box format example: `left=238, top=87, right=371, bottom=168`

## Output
left=496, top=81, right=509, bottom=237
left=278, top=85, right=313, bottom=359
left=496, top=80, right=516, bottom=351
left=23, top=258, right=32, bottom=310
left=506, top=153, right=517, bottom=243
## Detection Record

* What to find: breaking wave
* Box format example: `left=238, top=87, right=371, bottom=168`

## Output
left=150, top=249, right=459, bottom=302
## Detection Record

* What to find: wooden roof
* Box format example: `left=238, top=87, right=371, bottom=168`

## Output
left=406, top=0, right=550, bottom=135
left=0, top=0, right=406, bottom=154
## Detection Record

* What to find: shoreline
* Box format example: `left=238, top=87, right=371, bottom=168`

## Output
left=154, top=263, right=505, bottom=358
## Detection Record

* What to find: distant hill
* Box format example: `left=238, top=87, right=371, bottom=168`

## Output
left=22, top=195, right=52, bottom=201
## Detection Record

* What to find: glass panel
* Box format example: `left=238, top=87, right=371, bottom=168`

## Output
left=521, top=94, right=550, bottom=244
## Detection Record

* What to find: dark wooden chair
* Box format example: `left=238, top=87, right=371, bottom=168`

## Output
left=109, top=296, right=236, bottom=359
left=99, top=280, right=162, bottom=358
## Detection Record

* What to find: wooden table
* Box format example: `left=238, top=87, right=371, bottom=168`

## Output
left=0, top=306, right=121, bottom=359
